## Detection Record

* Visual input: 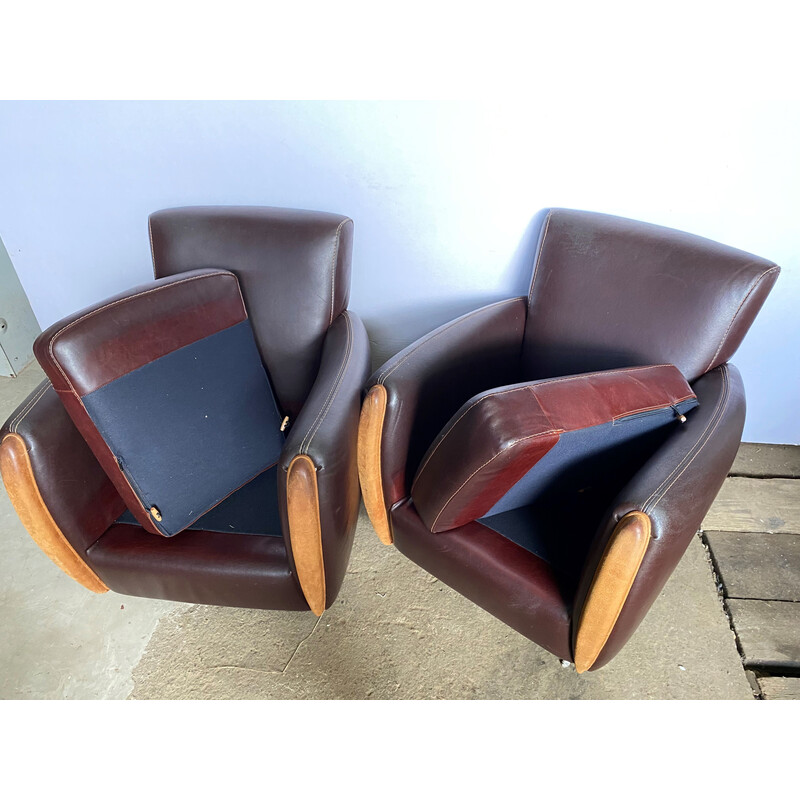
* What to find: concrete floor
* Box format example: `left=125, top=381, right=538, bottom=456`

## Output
left=1, top=364, right=753, bottom=699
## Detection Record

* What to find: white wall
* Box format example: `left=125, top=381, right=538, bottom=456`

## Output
left=0, top=101, right=796, bottom=443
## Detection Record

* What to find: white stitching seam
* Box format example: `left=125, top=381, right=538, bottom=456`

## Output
left=47, top=272, right=238, bottom=400
left=300, top=311, right=354, bottom=456
left=329, top=219, right=349, bottom=327
left=376, top=297, right=525, bottom=386
left=410, top=383, right=537, bottom=492
left=527, top=210, right=553, bottom=305
left=429, top=428, right=561, bottom=531
left=643, top=364, right=730, bottom=515
left=412, top=365, right=692, bottom=494
left=148, top=217, right=157, bottom=279
left=704, top=265, right=780, bottom=373
left=9, top=382, right=50, bottom=433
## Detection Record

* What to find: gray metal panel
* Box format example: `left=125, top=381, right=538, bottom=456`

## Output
left=0, top=235, right=40, bottom=377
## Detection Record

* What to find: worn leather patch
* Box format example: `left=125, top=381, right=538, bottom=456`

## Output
left=574, top=511, right=652, bottom=673
left=0, top=433, right=108, bottom=593
left=358, top=384, right=393, bottom=545
left=286, top=454, right=326, bottom=615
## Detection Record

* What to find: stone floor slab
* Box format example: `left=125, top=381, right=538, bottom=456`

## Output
left=731, top=443, right=800, bottom=478
left=703, top=477, right=800, bottom=534
left=131, top=516, right=751, bottom=700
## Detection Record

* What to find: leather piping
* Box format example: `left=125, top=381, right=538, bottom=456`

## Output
left=47, top=271, right=243, bottom=400
left=300, top=311, right=353, bottom=455
left=428, top=428, right=561, bottom=532
left=286, top=454, right=326, bottom=615
left=329, top=218, right=350, bottom=326
left=375, top=297, right=525, bottom=386
left=357, top=384, right=393, bottom=545
left=643, top=364, right=731, bottom=515
left=0, top=433, right=108, bottom=593
left=526, top=209, right=553, bottom=305
left=705, top=265, right=780, bottom=373
left=411, top=364, right=684, bottom=493
left=574, top=511, right=652, bottom=673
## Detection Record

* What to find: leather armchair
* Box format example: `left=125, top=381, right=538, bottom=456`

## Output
left=1, top=207, right=370, bottom=615
left=358, top=209, right=779, bottom=671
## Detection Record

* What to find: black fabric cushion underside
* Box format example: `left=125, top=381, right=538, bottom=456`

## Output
left=83, top=320, right=285, bottom=537
left=479, top=398, right=698, bottom=599
left=115, top=466, right=282, bottom=536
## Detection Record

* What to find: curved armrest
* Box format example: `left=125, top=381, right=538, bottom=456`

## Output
left=0, top=381, right=125, bottom=592
left=278, top=311, right=371, bottom=614
left=358, top=297, right=527, bottom=544
left=572, top=363, right=745, bottom=671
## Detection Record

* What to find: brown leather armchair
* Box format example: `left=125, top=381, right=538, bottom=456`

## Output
left=358, top=209, right=779, bottom=671
left=1, top=207, right=370, bottom=615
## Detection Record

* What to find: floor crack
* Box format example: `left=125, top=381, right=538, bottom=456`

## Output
left=281, top=617, right=323, bottom=674
left=700, top=531, right=764, bottom=699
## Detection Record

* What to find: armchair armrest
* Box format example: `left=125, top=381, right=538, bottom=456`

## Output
left=572, top=363, right=745, bottom=671
left=0, top=381, right=125, bottom=592
left=358, top=297, right=528, bottom=544
left=278, top=311, right=371, bottom=614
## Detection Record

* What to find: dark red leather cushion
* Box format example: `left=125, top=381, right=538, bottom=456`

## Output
left=411, top=364, right=697, bottom=532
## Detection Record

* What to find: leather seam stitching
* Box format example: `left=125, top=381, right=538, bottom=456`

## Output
left=9, top=382, right=50, bottom=433
left=526, top=210, right=553, bottom=305
left=429, top=429, right=561, bottom=531
left=610, top=393, right=696, bottom=422
left=148, top=217, right=157, bottom=279
left=704, top=265, right=780, bottom=373
left=410, top=384, right=537, bottom=493
left=376, top=297, right=525, bottom=385
left=47, top=272, right=238, bottom=399
left=643, top=365, right=730, bottom=514
left=410, top=365, right=688, bottom=493
left=329, top=219, right=348, bottom=327
left=300, top=311, right=353, bottom=455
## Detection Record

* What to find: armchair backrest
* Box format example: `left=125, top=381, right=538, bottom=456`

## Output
left=149, top=206, right=353, bottom=417
left=522, top=209, right=779, bottom=383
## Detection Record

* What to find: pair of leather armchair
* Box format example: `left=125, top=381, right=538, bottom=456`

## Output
left=0, top=206, right=779, bottom=672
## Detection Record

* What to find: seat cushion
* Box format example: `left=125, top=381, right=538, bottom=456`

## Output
left=411, top=364, right=698, bottom=532
left=115, top=465, right=282, bottom=536
left=34, top=269, right=285, bottom=537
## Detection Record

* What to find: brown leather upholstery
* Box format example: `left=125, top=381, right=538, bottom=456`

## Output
left=523, top=209, right=779, bottom=383
left=411, top=364, right=695, bottom=532
left=2, top=207, right=369, bottom=613
left=572, top=364, right=746, bottom=670
left=390, top=500, right=572, bottom=660
left=0, top=382, right=125, bottom=576
left=360, top=209, right=778, bottom=671
left=367, top=297, right=527, bottom=524
left=278, top=311, right=371, bottom=609
left=150, top=206, right=353, bottom=419
left=86, top=523, right=308, bottom=609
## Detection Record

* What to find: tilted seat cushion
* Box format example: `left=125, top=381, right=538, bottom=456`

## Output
left=411, top=364, right=698, bottom=533
left=34, top=268, right=285, bottom=538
